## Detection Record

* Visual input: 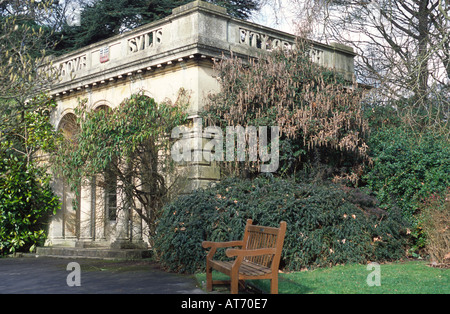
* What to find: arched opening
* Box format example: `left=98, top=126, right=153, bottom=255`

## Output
left=58, top=112, right=79, bottom=141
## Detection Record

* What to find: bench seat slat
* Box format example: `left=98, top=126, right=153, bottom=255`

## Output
left=210, top=260, right=272, bottom=277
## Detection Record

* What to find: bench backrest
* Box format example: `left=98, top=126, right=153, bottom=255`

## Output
left=242, top=219, right=287, bottom=270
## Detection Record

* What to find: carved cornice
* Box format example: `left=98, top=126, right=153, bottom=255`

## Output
left=48, top=0, right=356, bottom=99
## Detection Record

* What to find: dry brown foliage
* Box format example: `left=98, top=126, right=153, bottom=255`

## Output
left=420, top=189, right=450, bottom=264
left=203, top=41, right=371, bottom=178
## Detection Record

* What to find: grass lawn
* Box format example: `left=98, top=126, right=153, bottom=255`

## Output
left=195, top=261, right=449, bottom=294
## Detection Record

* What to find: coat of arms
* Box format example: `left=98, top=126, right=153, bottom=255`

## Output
left=100, top=46, right=110, bottom=63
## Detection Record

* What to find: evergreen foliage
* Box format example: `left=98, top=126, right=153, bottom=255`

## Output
left=0, top=156, right=59, bottom=255
left=155, top=176, right=409, bottom=274
left=0, top=94, right=61, bottom=255
left=364, top=126, right=450, bottom=252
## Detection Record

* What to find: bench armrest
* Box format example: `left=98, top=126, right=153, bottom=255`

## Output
left=225, top=248, right=277, bottom=258
left=203, top=240, right=244, bottom=261
left=202, top=240, right=243, bottom=249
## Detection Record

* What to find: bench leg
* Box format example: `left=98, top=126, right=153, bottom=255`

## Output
left=206, top=266, right=213, bottom=292
left=230, top=277, right=239, bottom=294
left=270, top=276, right=278, bottom=294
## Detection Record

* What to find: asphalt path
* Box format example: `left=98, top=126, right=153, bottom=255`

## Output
left=0, top=256, right=206, bottom=294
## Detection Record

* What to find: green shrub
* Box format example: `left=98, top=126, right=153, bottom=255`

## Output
left=0, top=156, right=60, bottom=255
left=364, top=126, right=450, bottom=252
left=154, top=176, right=408, bottom=274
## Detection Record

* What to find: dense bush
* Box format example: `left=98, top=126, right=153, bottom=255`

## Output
left=154, top=176, right=408, bottom=274
left=0, top=156, right=60, bottom=255
left=202, top=43, right=370, bottom=178
left=1, top=94, right=60, bottom=255
left=419, top=188, right=450, bottom=263
left=364, top=126, right=450, bottom=251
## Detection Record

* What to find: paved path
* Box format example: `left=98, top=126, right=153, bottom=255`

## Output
left=0, top=257, right=206, bottom=294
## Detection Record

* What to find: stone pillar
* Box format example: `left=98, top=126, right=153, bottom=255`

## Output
left=63, top=182, right=78, bottom=244
left=110, top=182, right=130, bottom=249
left=94, top=175, right=107, bottom=243
left=130, top=203, right=147, bottom=249
left=45, top=178, right=64, bottom=246
left=77, top=178, right=93, bottom=247
left=185, top=115, right=221, bottom=191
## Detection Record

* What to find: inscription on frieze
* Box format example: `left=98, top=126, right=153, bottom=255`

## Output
left=59, top=55, right=87, bottom=78
left=239, top=27, right=328, bottom=66
left=239, top=28, right=296, bottom=50
left=309, top=48, right=324, bottom=65
left=128, top=28, right=163, bottom=54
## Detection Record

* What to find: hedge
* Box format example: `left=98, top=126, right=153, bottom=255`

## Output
left=365, top=126, right=450, bottom=252
left=154, top=176, right=409, bottom=274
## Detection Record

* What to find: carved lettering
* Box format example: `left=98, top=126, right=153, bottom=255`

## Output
left=239, top=27, right=327, bottom=65
left=128, top=28, right=162, bottom=54
left=309, top=48, right=324, bottom=65
left=239, top=28, right=296, bottom=51
left=59, top=55, right=87, bottom=78
left=156, top=29, right=163, bottom=43
left=240, top=29, right=250, bottom=45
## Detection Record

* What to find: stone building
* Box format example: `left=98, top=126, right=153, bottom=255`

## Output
left=40, top=0, right=356, bottom=254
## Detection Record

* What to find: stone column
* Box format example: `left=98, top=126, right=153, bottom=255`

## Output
left=77, top=178, right=93, bottom=247
left=94, top=175, right=107, bottom=243
left=110, top=182, right=131, bottom=249
left=130, top=203, right=147, bottom=249
left=186, top=115, right=221, bottom=191
left=64, top=182, right=78, bottom=244
left=45, top=178, right=64, bottom=246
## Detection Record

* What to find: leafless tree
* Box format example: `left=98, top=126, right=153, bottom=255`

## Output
left=263, top=0, right=449, bottom=131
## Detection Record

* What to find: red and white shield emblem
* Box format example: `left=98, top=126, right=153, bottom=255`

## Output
left=100, top=46, right=110, bottom=63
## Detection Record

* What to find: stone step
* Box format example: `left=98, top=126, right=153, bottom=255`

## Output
left=36, top=247, right=152, bottom=260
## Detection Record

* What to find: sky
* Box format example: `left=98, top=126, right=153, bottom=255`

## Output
left=250, top=1, right=298, bottom=34
left=59, top=0, right=299, bottom=33
left=248, top=0, right=333, bottom=42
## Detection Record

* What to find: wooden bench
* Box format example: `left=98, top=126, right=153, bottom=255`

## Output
left=202, top=219, right=287, bottom=294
